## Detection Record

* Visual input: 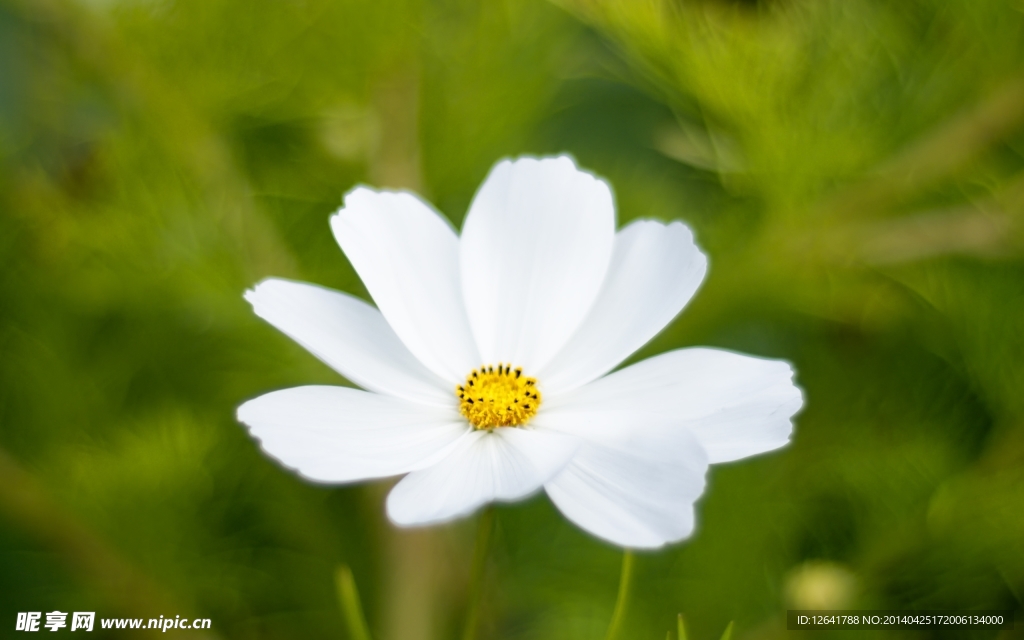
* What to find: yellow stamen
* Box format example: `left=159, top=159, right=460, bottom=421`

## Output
left=456, top=364, right=541, bottom=430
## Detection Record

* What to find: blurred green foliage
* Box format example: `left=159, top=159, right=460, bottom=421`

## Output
left=2, top=0, right=1024, bottom=638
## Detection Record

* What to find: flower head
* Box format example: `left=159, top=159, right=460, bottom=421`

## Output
left=237, top=156, right=802, bottom=549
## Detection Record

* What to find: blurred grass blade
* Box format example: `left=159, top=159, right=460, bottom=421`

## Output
left=719, top=621, right=734, bottom=640
left=678, top=614, right=688, bottom=640
left=336, top=565, right=373, bottom=640
left=604, top=550, right=636, bottom=640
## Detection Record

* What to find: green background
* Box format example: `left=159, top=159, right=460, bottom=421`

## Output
left=2, top=0, right=1023, bottom=638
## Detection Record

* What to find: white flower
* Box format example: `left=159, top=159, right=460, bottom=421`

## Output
left=237, top=156, right=802, bottom=549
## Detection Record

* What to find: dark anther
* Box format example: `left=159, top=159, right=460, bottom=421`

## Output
left=514, top=369, right=521, bottom=378
left=524, top=404, right=531, bottom=409
left=467, top=398, right=475, bottom=404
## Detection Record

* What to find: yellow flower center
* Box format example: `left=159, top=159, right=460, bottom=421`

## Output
left=456, top=364, right=541, bottom=430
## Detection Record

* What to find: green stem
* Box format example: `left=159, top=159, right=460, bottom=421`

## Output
left=604, top=550, right=636, bottom=640
left=336, top=565, right=373, bottom=640
left=461, top=506, right=496, bottom=640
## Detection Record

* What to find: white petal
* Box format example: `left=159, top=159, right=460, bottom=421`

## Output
left=542, top=348, right=803, bottom=464
left=331, top=187, right=480, bottom=383
left=539, top=220, right=707, bottom=395
left=460, top=156, right=615, bottom=372
left=245, top=278, right=452, bottom=406
left=386, top=427, right=581, bottom=526
left=237, top=386, right=470, bottom=483
left=543, top=428, right=708, bottom=549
